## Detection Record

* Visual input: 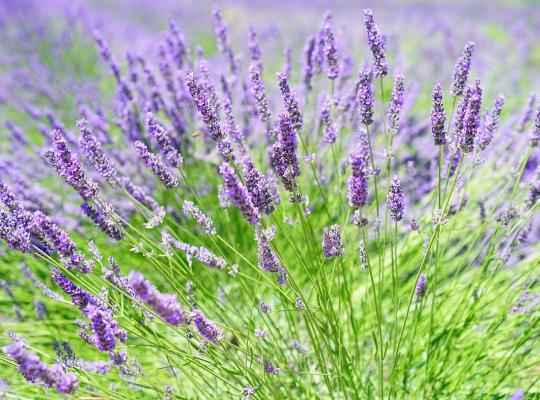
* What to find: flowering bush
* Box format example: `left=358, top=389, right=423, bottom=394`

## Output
left=0, top=1, right=538, bottom=399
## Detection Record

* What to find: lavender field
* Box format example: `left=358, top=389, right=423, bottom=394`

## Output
left=0, top=0, right=539, bottom=398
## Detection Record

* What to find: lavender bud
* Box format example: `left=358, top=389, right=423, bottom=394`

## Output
left=458, top=80, right=482, bottom=153
left=357, top=69, right=374, bottom=126
left=81, top=202, right=123, bottom=241
left=302, top=36, right=316, bottom=92
left=219, top=163, right=260, bottom=225
left=322, top=224, right=344, bottom=258
left=450, top=41, right=475, bottom=97
left=321, top=98, right=337, bottom=144
left=190, top=309, right=223, bottom=345
left=323, top=15, right=338, bottom=80
left=431, top=83, right=447, bottom=145
left=363, top=9, right=388, bottom=78
left=416, top=274, right=427, bottom=297
left=387, top=176, right=405, bottom=222
left=249, top=63, right=272, bottom=123
left=478, top=95, right=504, bottom=150
left=242, top=156, right=275, bottom=215
left=271, top=113, right=301, bottom=193
left=134, top=141, right=178, bottom=189
left=530, top=101, right=540, bottom=146
left=277, top=72, right=303, bottom=130
left=77, top=119, right=117, bottom=186
left=182, top=200, right=216, bottom=235
left=348, top=136, right=370, bottom=208
left=387, top=74, right=405, bottom=135
left=146, top=112, right=183, bottom=167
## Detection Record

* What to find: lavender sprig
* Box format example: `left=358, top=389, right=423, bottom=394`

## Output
left=134, top=141, right=178, bottom=189
left=363, top=9, right=388, bottom=78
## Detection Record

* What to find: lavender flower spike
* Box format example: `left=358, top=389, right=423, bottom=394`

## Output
left=302, top=36, right=316, bottom=92
left=44, top=130, right=99, bottom=200
left=478, top=95, right=504, bottom=150
left=182, top=200, right=216, bottom=235
left=321, top=97, right=337, bottom=144
left=431, top=83, right=447, bottom=145
left=323, top=14, right=338, bottom=80
left=190, top=309, right=223, bottom=345
left=271, top=113, right=301, bottom=193
left=357, top=68, right=374, bottom=126
left=363, top=9, right=388, bottom=78
left=277, top=72, right=303, bottom=130
left=458, top=80, right=483, bottom=153
left=218, top=163, right=260, bottom=225
left=255, top=227, right=287, bottom=285
left=77, top=119, right=117, bottom=185
left=387, top=176, right=405, bottom=222
left=416, top=274, right=427, bottom=297
left=249, top=63, right=272, bottom=123
left=387, top=74, right=405, bottom=135
left=146, top=112, right=183, bottom=167
left=450, top=41, right=475, bottom=97
left=322, top=224, right=344, bottom=258
left=134, top=141, right=178, bottom=189
left=530, top=101, right=540, bottom=146
left=348, top=139, right=370, bottom=208
left=242, top=156, right=274, bottom=215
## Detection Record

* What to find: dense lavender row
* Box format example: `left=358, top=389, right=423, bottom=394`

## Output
left=0, top=2, right=538, bottom=399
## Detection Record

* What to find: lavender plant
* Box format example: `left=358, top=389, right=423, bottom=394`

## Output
left=0, top=2, right=538, bottom=399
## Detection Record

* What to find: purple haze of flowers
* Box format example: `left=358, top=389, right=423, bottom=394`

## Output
left=322, top=224, right=344, bottom=258
left=3, top=338, right=78, bottom=394
left=271, top=113, right=301, bottom=193
left=277, top=72, right=303, bottom=130
left=323, top=14, right=338, bottom=80
left=387, top=176, right=405, bottom=222
left=458, top=80, right=482, bottom=153
left=242, top=156, right=275, bottom=215
left=34, top=211, right=93, bottom=273
left=510, top=389, right=525, bottom=400
left=146, top=112, right=183, bottom=168
left=530, top=102, right=540, bottom=146
left=478, top=95, right=504, bottom=150
left=44, top=130, right=99, bottom=200
left=321, top=97, right=337, bottom=144
left=450, top=41, right=475, bottom=97
left=249, top=63, right=272, bottom=124
left=128, top=271, right=187, bottom=326
left=185, top=71, right=234, bottom=161
left=387, top=74, right=405, bottom=135
left=190, top=309, right=223, bottom=345
left=363, top=9, right=388, bottom=78
left=357, top=68, right=374, bottom=126
left=77, top=119, right=117, bottom=186
left=134, top=141, right=178, bottom=190
left=219, top=163, right=260, bottom=225
left=348, top=137, right=370, bottom=208
left=431, top=83, right=447, bottom=145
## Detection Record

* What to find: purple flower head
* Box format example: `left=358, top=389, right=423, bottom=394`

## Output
left=77, top=119, right=117, bottom=185
left=0, top=210, right=31, bottom=253
left=458, top=79, right=482, bottom=153
left=348, top=136, right=370, bottom=208
left=128, top=271, right=187, bottom=326
left=182, top=200, right=216, bottom=235
left=277, top=72, right=303, bottom=130
left=530, top=101, right=540, bottom=146
left=450, top=41, right=474, bottom=97
left=52, top=269, right=96, bottom=310
left=146, top=112, right=183, bottom=168
left=416, top=274, right=427, bottom=297
left=322, top=224, right=344, bottom=258
left=271, top=113, right=300, bottom=193
left=283, top=47, right=292, bottom=79
left=323, top=14, right=338, bottom=80
left=81, top=201, right=123, bottom=241
left=357, top=68, right=374, bottom=126
left=242, top=156, right=274, bottom=215
left=45, top=130, right=99, bottom=200
left=510, top=389, right=525, bottom=400
left=363, top=9, right=388, bottom=78
left=219, top=163, right=260, bottom=225
left=302, top=36, right=316, bottom=92
left=387, top=176, right=405, bottom=222
left=134, top=141, right=178, bottom=189
left=431, top=83, right=447, bottom=145
left=255, top=228, right=286, bottom=285
left=321, top=97, right=337, bottom=144
left=190, top=309, right=223, bottom=345
left=478, top=95, right=504, bottom=150
left=87, top=305, right=116, bottom=352
left=387, top=74, right=405, bottom=135
left=249, top=63, right=272, bottom=123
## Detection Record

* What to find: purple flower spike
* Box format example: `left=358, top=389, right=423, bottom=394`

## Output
left=146, top=112, right=183, bottom=168
left=321, top=98, right=337, bottom=144
left=256, top=227, right=286, bottom=285
left=530, top=102, right=540, bottom=146
left=219, top=163, right=260, bottom=225
left=322, top=224, right=344, bottom=258
left=348, top=138, right=370, bottom=208
left=128, top=271, right=187, bottom=326
left=450, top=41, right=475, bottom=97
left=478, top=95, right=504, bottom=150
left=387, top=176, right=405, bottom=222
left=431, top=83, right=447, bottom=145
left=190, top=309, right=223, bottom=345
left=248, top=25, right=261, bottom=63
left=249, top=63, right=272, bottom=123
left=277, top=72, right=303, bottom=130
left=81, top=201, right=123, bottom=241
left=182, top=201, right=216, bottom=235
left=242, top=156, right=275, bottom=215
left=416, top=274, right=427, bottom=297
left=357, top=68, right=374, bottom=126
left=134, top=141, right=178, bottom=189
left=88, top=305, right=116, bottom=352
left=77, top=119, right=117, bottom=186
left=45, top=130, right=99, bottom=200
left=363, top=9, right=388, bottom=78
left=458, top=80, right=482, bottom=153
left=271, top=113, right=301, bottom=193
left=323, top=14, right=338, bottom=80
left=302, top=36, right=316, bottom=92
left=387, top=74, right=405, bottom=135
